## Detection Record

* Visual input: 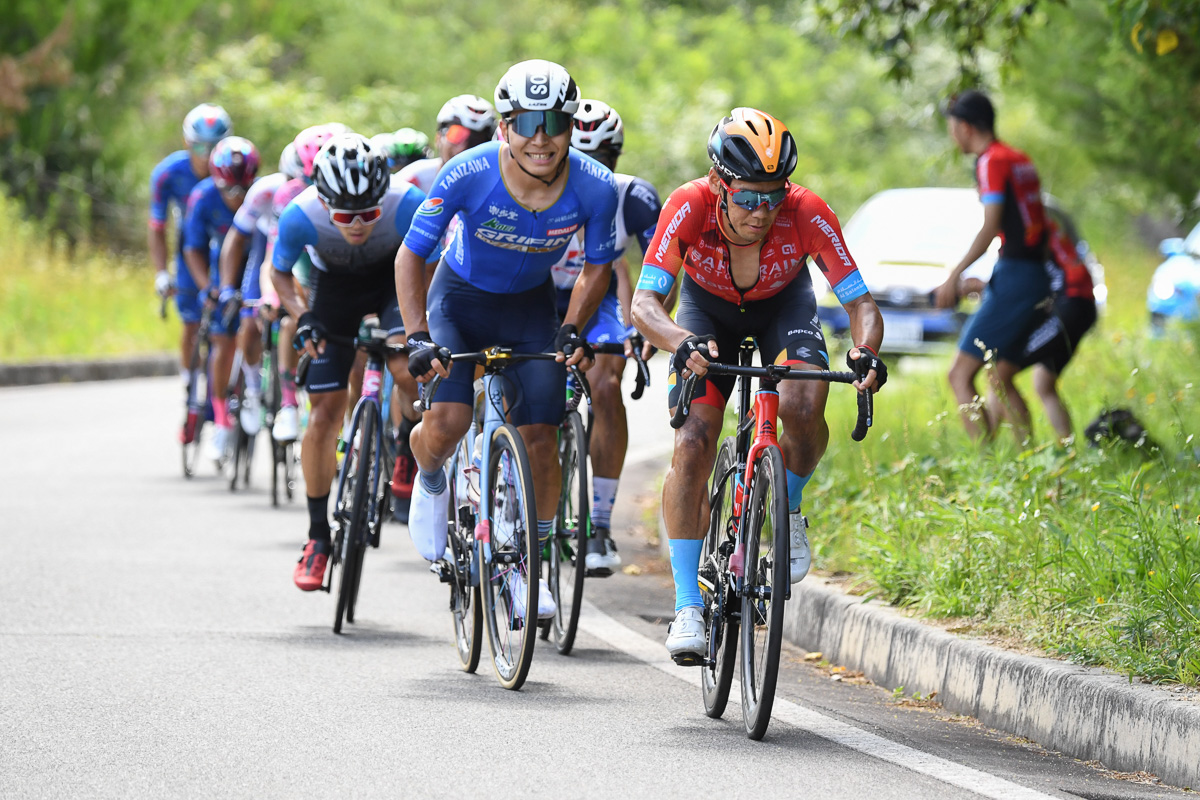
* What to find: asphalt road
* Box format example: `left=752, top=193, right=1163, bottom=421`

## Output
left=0, top=373, right=1188, bottom=798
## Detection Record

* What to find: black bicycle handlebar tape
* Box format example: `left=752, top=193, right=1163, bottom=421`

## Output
left=159, top=295, right=168, bottom=320
left=670, top=374, right=699, bottom=429
left=418, top=347, right=453, bottom=411
left=296, top=353, right=311, bottom=387
left=220, top=291, right=243, bottom=332
left=851, top=388, right=873, bottom=442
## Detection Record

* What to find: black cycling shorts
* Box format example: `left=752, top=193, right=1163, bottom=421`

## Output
left=304, top=267, right=404, bottom=394
left=1014, top=295, right=1097, bottom=375
left=667, top=272, right=829, bottom=410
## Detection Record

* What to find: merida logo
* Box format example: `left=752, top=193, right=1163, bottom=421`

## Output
left=655, top=202, right=691, bottom=261
left=810, top=214, right=852, bottom=267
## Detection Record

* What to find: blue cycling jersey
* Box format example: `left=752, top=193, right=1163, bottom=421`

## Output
left=149, top=151, right=203, bottom=229
left=403, top=142, right=619, bottom=294
left=182, top=178, right=236, bottom=272
left=273, top=183, right=427, bottom=276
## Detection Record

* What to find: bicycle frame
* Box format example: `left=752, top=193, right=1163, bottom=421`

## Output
left=331, top=347, right=388, bottom=544
left=472, top=367, right=510, bottom=566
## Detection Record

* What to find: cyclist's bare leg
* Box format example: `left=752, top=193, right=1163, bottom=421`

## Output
left=987, top=358, right=1032, bottom=442
left=519, top=423, right=562, bottom=522
left=1032, top=364, right=1072, bottom=440
left=588, top=354, right=628, bottom=479
left=302, top=388, right=349, bottom=500
left=210, top=333, right=237, bottom=418
left=410, top=401, right=472, bottom=472
left=947, top=351, right=991, bottom=439
left=662, top=402, right=723, bottom=542
left=238, top=316, right=263, bottom=371
left=776, top=375, right=831, bottom=478
left=385, top=346, right=422, bottom=425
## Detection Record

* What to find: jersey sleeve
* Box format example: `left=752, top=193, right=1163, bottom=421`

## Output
left=392, top=184, right=441, bottom=264
left=401, top=162, right=467, bottom=260
left=976, top=150, right=1007, bottom=205
left=232, top=180, right=271, bottom=236
left=582, top=172, right=619, bottom=266
left=271, top=203, right=318, bottom=273
left=622, top=178, right=663, bottom=254
left=636, top=184, right=700, bottom=296
left=148, top=159, right=172, bottom=229
left=180, top=187, right=208, bottom=252
left=799, top=192, right=868, bottom=305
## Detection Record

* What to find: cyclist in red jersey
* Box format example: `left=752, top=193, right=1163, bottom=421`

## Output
left=934, top=90, right=1051, bottom=441
left=631, top=108, right=884, bottom=661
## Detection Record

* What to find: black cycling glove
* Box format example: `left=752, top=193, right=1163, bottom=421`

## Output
left=293, top=311, right=325, bottom=353
left=673, top=334, right=713, bottom=375
left=847, top=344, right=887, bottom=389
left=406, top=331, right=445, bottom=379
left=554, top=323, right=594, bottom=362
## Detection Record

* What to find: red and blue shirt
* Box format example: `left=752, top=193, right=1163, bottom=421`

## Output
left=976, top=140, right=1047, bottom=261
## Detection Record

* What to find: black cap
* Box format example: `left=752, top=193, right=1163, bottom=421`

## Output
left=945, top=90, right=994, bottom=132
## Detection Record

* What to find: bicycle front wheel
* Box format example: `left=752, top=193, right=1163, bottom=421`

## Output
left=480, top=423, right=539, bottom=690
left=740, top=444, right=789, bottom=740
left=448, top=441, right=482, bottom=673
left=701, top=436, right=740, bottom=719
left=545, top=409, right=588, bottom=655
left=333, top=402, right=378, bottom=633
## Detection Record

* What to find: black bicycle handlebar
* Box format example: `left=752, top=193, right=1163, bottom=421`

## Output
left=419, top=348, right=587, bottom=412
left=590, top=340, right=652, bottom=400
left=296, top=328, right=406, bottom=386
left=669, top=353, right=874, bottom=441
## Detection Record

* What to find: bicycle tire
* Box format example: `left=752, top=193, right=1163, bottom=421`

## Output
left=345, top=403, right=380, bottom=625
left=545, top=409, right=588, bottom=655
left=271, top=441, right=282, bottom=507
left=448, top=442, right=482, bottom=672
left=701, top=436, right=740, bottom=719
left=740, top=444, right=789, bottom=740
left=479, top=423, right=539, bottom=690
left=332, top=402, right=376, bottom=632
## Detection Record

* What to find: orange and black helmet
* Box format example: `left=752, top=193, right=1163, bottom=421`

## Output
left=707, top=108, right=797, bottom=184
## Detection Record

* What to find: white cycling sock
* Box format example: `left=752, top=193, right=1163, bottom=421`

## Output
left=592, top=476, right=619, bottom=528
left=242, top=361, right=261, bottom=394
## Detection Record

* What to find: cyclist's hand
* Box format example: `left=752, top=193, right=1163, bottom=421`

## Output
left=847, top=344, right=887, bottom=392
left=933, top=279, right=959, bottom=309
left=624, top=331, right=656, bottom=362
left=406, top=331, right=449, bottom=381
left=294, top=311, right=326, bottom=359
left=201, top=285, right=219, bottom=310
left=554, top=324, right=595, bottom=369
left=218, top=286, right=240, bottom=330
left=674, top=333, right=716, bottom=378
left=154, top=270, right=176, bottom=299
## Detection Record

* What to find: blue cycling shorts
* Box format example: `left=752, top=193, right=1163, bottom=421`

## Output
left=174, top=258, right=232, bottom=336
left=555, top=277, right=628, bottom=346
left=958, top=257, right=1051, bottom=362
left=428, top=267, right=565, bottom=427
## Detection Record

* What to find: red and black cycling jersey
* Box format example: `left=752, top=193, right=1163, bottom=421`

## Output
left=1047, top=219, right=1094, bottom=301
left=976, top=140, right=1047, bottom=261
left=636, top=179, right=867, bottom=306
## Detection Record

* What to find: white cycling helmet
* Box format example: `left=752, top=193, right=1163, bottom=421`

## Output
left=182, top=103, right=232, bottom=145
left=278, top=141, right=305, bottom=181
left=437, top=94, right=499, bottom=134
left=572, top=99, right=624, bottom=153
left=493, top=59, right=580, bottom=116
left=312, top=133, right=389, bottom=211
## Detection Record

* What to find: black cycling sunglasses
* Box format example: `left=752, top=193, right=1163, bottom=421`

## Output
left=506, top=110, right=573, bottom=139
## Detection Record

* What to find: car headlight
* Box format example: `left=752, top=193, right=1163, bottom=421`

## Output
left=1153, top=277, right=1177, bottom=301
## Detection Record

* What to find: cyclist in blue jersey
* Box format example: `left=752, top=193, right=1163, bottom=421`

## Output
left=550, top=99, right=662, bottom=576
left=148, top=103, right=231, bottom=444
left=270, top=134, right=431, bottom=592
left=396, top=60, right=619, bottom=621
left=181, top=137, right=261, bottom=464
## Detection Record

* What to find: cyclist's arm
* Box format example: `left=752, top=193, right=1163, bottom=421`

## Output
left=147, top=163, right=172, bottom=275
left=395, top=244, right=430, bottom=336
left=614, top=256, right=633, bottom=334
left=630, top=186, right=704, bottom=355
left=219, top=227, right=250, bottom=292
left=561, top=260, right=610, bottom=334
left=936, top=203, right=1001, bottom=308
left=183, top=247, right=211, bottom=293
left=271, top=267, right=308, bottom=320
left=148, top=225, right=169, bottom=274
left=180, top=191, right=211, bottom=291
left=270, top=204, right=316, bottom=320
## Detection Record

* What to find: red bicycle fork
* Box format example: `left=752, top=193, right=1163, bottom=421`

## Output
left=729, top=388, right=780, bottom=578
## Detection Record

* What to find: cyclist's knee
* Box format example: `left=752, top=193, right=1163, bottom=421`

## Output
left=671, top=415, right=719, bottom=472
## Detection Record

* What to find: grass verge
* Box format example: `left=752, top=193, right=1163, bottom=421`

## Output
left=0, top=192, right=175, bottom=363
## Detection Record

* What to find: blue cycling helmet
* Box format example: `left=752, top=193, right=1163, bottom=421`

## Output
left=183, top=103, right=233, bottom=145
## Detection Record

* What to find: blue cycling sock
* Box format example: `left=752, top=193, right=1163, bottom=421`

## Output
left=418, top=466, right=446, bottom=495
left=537, top=519, right=554, bottom=544
left=786, top=469, right=813, bottom=513
left=668, top=538, right=704, bottom=612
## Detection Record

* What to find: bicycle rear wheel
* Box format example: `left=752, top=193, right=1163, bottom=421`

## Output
left=740, top=444, right=789, bottom=740
left=543, top=409, right=588, bottom=655
left=448, top=442, right=482, bottom=672
left=701, top=436, right=740, bottom=719
left=479, top=423, right=539, bottom=690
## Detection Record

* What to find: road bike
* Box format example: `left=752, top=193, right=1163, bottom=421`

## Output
left=425, top=347, right=574, bottom=690
left=671, top=338, right=873, bottom=739
left=180, top=303, right=215, bottom=479
left=257, top=305, right=298, bottom=507
left=299, top=326, right=401, bottom=634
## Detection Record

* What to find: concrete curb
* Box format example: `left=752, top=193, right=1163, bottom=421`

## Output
left=656, top=513, right=1200, bottom=789
left=0, top=354, right=177, bottom=387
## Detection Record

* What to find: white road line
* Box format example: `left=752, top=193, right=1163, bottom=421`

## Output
left=579, top=603, right=1059, bottom=800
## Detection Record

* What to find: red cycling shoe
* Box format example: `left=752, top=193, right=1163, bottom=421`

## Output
left=391, top=453, right=417, bottom=499
left=293, top=539, right=331, bottom=592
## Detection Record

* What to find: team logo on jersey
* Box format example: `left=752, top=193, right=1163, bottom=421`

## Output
left=546, top=224, right=579, bottom=237
left=482, top=217, right=517, bottom=233
left=474, top=228, right=573, bottom=253
left=417, top=198, right=444, bottom=216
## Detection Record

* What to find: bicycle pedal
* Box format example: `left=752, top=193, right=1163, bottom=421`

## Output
left=671, top=652, right=707, bottom=668
left=585, top=567, right=614, bottom=578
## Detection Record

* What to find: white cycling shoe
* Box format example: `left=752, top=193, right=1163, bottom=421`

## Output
left=508, top=571, right=556, bottom=620
left=666, top=606, right=706, bottom=665
left=272, top=406, right=299, bottom=442
left=240, top=392, right=262, bottom=436
left=408, top=476, right=449, bottom=562
left=205, top=424, right=230, bottom=464
left=789, top=512, right=811, bottom=584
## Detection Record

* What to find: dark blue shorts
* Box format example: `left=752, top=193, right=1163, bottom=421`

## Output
left=555, top=276, right=629, bottom=346
left=304, top=267, right=404, bottom=394
left=958, top=258, right=1051, bottom=362
left=175, top=250, right=233, bottom=336
left=429, top=267, right=564, bottom=427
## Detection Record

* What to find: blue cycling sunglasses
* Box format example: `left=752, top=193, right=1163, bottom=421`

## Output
left=506, top=110, right=573, bottom=138
left=721, top=178, right=788, bottom=211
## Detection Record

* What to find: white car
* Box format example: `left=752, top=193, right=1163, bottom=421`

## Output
left=812, top=187, right=1106, bottom=353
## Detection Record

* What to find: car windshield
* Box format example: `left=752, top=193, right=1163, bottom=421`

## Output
left=842, top=189, right=982, bottom=266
